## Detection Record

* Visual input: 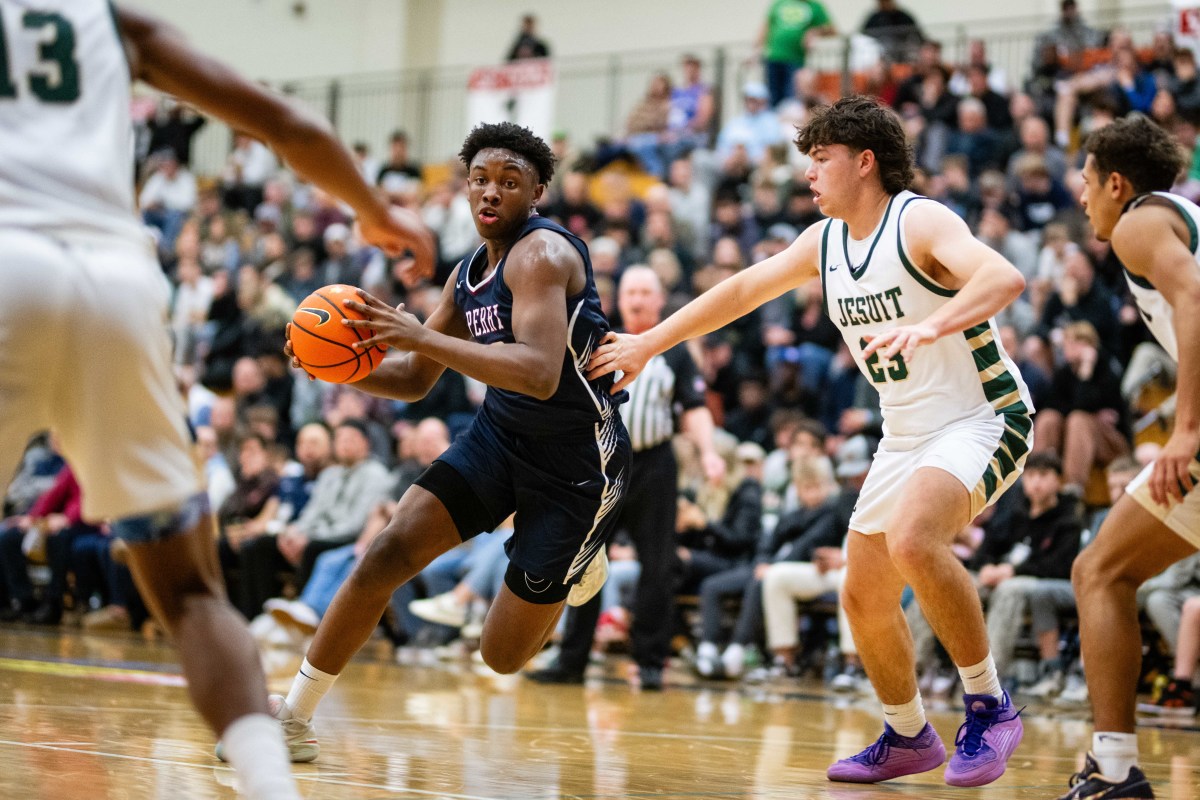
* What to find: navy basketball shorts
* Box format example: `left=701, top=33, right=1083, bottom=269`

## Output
left=416, top=409, right=631, bottom=592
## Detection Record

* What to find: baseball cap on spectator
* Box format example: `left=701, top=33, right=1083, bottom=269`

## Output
left=736, top=441, right=766, bottom=464
left=834, top=435, right=873, bottom=479
left=766, top=223, right=799, bottom=243
left=743, top=82, right=769, bottom=101
left=324, top=223, right=351, bottom=245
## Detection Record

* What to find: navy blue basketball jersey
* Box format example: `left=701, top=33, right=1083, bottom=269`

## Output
left=454, top=214, right=626, bottom=435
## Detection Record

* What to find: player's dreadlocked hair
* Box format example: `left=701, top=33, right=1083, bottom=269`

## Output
left=459, top=122, right=556, bottom=184
left=1085, top=114, right=1184, bottom=194
left=795, top=95, right=914, bottom=195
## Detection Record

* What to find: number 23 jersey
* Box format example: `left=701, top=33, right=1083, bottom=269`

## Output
left=819, top=191, right=1033, bottom=440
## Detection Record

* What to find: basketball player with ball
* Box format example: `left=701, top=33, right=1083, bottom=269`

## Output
left=269, top=122, right=631, bottom=762
left=0, top=4, right=431, bottom=799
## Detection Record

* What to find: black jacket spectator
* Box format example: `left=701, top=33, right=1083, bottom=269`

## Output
left=1039, top=278, right=1119, bottom=355
left=972, top=491, right=1083, bottom=580
left=680, top=478, right=764, bottom=561
left=758, top=495, right=841, bottom=565
left=1046, top=350, right=1129, bottom=434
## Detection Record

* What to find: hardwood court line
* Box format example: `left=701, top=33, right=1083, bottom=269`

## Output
left=0, top=656, right=185, bottom=686
left=313, top=714, right=1093, bottom=765
left=0, top=738, right=234, bottom=773
left=0, top=738, right=508, bottom=800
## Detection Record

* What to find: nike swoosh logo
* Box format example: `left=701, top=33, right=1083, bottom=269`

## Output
left=829, top=264, right=840, bottom=271
left=298, top=307, right=331, bottom=325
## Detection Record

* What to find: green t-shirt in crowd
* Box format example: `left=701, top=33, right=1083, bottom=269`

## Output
left=764, top=0, right=832, bottom=65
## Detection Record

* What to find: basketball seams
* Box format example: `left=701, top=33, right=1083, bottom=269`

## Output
left=315, top=286, right=386, bottom=363
left=294, top=284, right=385, bottom=384
left=315, top=288, right=367, bottom=343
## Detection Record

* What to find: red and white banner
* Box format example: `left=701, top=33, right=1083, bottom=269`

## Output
left=466, top=59, right=555, bottom=141
left=1176, top=0, right=1200, bottom=55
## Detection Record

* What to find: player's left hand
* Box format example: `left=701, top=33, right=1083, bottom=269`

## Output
left=862, top=323, right=938, bottom=364
left=356, top=205, right=436, bottom=282
left=586, top=332, right=653, bottom=393
left=343, top=289, right=425, bottom=352
left=1149, top=427, right=1199, bottom=506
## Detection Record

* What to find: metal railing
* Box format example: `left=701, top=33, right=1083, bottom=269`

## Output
left=186, top=4, right=1173, bottom=179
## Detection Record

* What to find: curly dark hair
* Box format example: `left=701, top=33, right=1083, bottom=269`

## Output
left=794, top=95, right=914, bottom=194
left=458, top=121, right=556, bottom=184
left=1084, top=115, right=1184, bottom=194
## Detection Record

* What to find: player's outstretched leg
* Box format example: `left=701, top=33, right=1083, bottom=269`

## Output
left=120, top=496, right=301, bottom=800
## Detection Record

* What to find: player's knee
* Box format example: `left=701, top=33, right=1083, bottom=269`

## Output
left=477, top=641, right=525, bottom=675
left=111, top=492, right=209, bottom=544
left=1071, top=543, right=1134, bottom=598
left=839, top=582, right=883, bottom=621
left=348, top=543, right=409, bottom=598
left=142, top=571, right=224, bottom=630
left=351, top=527, right=435, bottom=598
left=1071, top=546, right=1098, bottom=596
left=885, top=530, right=934, bottom=574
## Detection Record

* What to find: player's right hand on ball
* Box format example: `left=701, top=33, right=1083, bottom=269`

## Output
left=284, top=323, right=316, bottom=382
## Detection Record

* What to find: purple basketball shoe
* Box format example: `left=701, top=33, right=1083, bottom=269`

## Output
left=944, top=692, right=1024, bottom=787
left=827, top=723, right=946, bottom=783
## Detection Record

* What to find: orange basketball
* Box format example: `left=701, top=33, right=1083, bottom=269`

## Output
left=290, top=284, right=386, bottom=384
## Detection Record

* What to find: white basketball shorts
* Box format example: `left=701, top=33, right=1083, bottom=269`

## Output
left=850, top=411, right=1032, bottom=536
left=0, top=228, right=201, bottom=521
left=1126, top=457, right=1200, bottom=549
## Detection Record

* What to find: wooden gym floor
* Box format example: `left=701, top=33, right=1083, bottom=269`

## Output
left=0, top=626, right=1197, bottom=799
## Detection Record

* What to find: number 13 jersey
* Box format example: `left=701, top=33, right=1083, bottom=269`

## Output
left=0, top=0, right=144, bottom=241
left=819, top=191, right=1034, bottom=440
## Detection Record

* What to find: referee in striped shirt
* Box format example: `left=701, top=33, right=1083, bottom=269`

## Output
left=528, top=266, right=725, bottom=689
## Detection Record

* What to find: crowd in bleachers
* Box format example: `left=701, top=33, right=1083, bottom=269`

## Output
left=2, top=0, right=1198, bottom=715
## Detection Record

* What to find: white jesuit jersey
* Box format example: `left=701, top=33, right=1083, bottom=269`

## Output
left=0, top=0, right=143, bottom=240
left=1122, top=191, right=1200, bottom=363
left=819, top=190, right=1034, bottom=440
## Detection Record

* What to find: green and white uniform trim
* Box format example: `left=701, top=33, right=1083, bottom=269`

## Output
left=819, top=191, right=1034, bottom=532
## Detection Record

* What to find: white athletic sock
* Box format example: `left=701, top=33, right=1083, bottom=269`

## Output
left=285, top=657, right=338, bottom=723
left=882, top=693, right=928, bottom=738
left=1093, top=732, right=1139, bottom=781
left=958, top=653, right=1003, bottom=698
left=221, top=713, right=301, bottom=800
